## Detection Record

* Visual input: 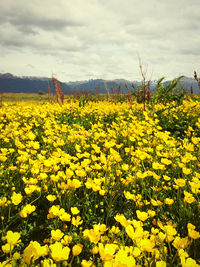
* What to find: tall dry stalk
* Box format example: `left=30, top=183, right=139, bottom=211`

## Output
left=52, top=77, right=64, bottom=106
left=194, top=71, right=200, bottom=94
left=104, top=81, right=110, bottom=99
left=147, top=80, right=151, bottom=102
left=138, top=55, right=148, bottom=110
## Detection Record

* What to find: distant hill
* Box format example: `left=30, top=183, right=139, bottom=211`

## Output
left=0, top=73, right=199, bottom=94
left=67, top=77, right=199, bottom=94
left=67, top=79, right=157, bottom=94
left=0, top=73, right=72, bottom=94
left=177, top=77, right=199, bottom=94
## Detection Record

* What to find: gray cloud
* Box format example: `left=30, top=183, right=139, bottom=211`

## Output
left=0, top=0, right=200, bottom=81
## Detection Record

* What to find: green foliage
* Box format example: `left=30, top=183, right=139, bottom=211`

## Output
left=151, top=76, right=186, bottom=104
left=38, top=91, right=45, bottom=95
left=155, top=102, right=200, bottom=139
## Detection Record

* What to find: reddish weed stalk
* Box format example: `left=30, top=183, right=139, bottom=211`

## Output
left=52, top=77, right=65, bottom=106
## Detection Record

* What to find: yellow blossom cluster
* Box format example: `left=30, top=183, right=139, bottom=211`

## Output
left=0, top=98, right=200, bottom=266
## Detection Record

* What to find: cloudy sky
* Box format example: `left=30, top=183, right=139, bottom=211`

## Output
left=0, top=0, right=200, bottom=82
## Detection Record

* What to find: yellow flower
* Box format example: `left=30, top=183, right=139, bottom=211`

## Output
left=151, top=199, right=163, bottom=206
left=72, top=243, right=83, bottom=256
left=174, top=178, right=186, bottom=188
left=69, top=179, right=82, bottom=189
left=0, top=197, right=7, bottom=207
left=65, top=168, right=74, bottom=179
left=148, top=210, right=156, bottom=217
left=122, top=164, right=129, bottom=171
left=71, top=207, right=80, bottom=215
left=71, top=216, right=83, bottom=227
left=28, top=132, right=36, bottom=140
left=81, top=259, right=94, bottom=267
left=109, top=226, right=120, bottom=234
left=13, top=252, right=21, bottom=260
left=6, top=230, right=21, bottom=245
left=183, top=167, right=192, bottom=175
left=132, top=247, right=141, bottom=258
left=51, top=229, right=64, bottom=241
left=76, top=169, right=86, bottom=177
left=156, top=261, right=166, bottom=267
left=59, top=212, right=71, bottom=222
left=163, top=175, right=171, bottom=181
left=164, top=198, right=174, bottom=205
left=126, top=225, right=144, bottom=241
left=2, top=243, right=14, bottom=253
left=11, top=192, right=23, bottom=205
left=172, top=236, right=189, bottom=250
left=181, top=257, right=199, bottom=267
left=114, top=214, right=132, bottom=227
left=19, top=204, right=36, bottom=218
left=92, top=246, right=99, bottom=254
left=188, top=229, right=200, bottom=239
left=139, top=238, right=155, bottom=252
left=24, top=241, right=49, bottom=264
left=49, top=242, right=70, bottom=262
left=114, top=249, right=136, bottom=266
left=61, top=235, right=73, bottom=245
left=161, top=158, right=172, bottom=165
left=184, top=191, right=195, bottom=204
left=98, top=243, right=118, bottom=261
left=136, top=210, right=149, bottom=221
left=152, top=162, right=165, bottom=170
left=46, top=195, right=57, bottom=202
left=178, top=248, right=189, bottom=258
left=42, top=258, right=57, bottom=267
left=83, top=228, right=101, bottom=244
left=163, top=225, right=177, bottom=242
left=158, top=232, right=166, bottom=242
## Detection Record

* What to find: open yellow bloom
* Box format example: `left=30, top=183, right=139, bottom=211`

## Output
left=184, top=192, right=195, bottom=204
left=164, top=198, right=174, bottom=205
left=46, top=195, right=57, bottom=202
left=71, top=206, right=80, bottom=215
left=20, top=204, right=36, bottom=218
left=0, top=197, right=7, bottom=207
left=156, top=261, right=166, bottom=267
left=136, top=210, right=149, bottom=221
left=49, top=242, right=70, bottom=262
left=72, top=243, right=83, bottom=256
left=139, top=238, right=155, bottom=252
left=181, top=257, right=199, bottom=267
left=172, top=236, right=190, bottom=250
left=81, top=259, right=94, bottom=267
left=98, top=243, right=118, bottom=261
left=6, top=230, right=21, bottom=245
left=51, top=229, right=64, bottom=241
left=72, top=216, right=83, bottom=227
left=11, top=192, right=23, bottom=205
left=114, top=249, right=136, bottom=267
left=24, top=241, right=49, bottom=264
left=163, top=225, right=177, bottom=242
left=174, top=178, right=186, bottom=188
left=2, top=243, right=14, bottom=253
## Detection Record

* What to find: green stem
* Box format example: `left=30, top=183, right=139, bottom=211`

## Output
left=8, top=205, right=11, bottom=221
left=68, top=255, right=74, bottom=266
left=29, top=191, right=42, bottom=205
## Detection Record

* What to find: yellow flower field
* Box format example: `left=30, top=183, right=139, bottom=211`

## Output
left=0, top=98, right=200, bottom=266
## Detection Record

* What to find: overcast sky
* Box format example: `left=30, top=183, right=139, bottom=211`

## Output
left=0, top=0, right=200, bottom=82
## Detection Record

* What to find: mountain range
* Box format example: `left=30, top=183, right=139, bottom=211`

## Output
left=0, top=73, right=199, bottom=94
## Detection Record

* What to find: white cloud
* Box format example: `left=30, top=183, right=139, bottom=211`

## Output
left=0, top=0, right=200, bottom=81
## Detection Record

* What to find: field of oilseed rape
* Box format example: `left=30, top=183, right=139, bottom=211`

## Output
left=0, top=97, right=200, bottom=267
